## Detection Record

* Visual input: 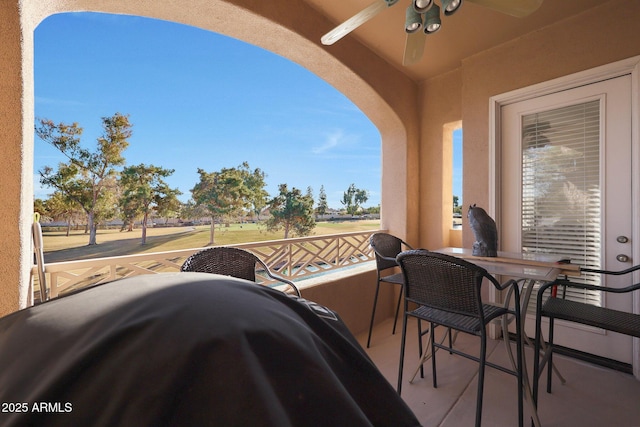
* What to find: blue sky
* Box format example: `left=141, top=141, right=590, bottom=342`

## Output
left=34, top=12, right=463, bottom=211
left=453, top=129, right=463, bottom=206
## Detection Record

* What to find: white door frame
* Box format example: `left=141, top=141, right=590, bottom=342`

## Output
left=488, top=55, right=640, bottom=379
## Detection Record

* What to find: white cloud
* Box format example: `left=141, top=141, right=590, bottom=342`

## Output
left=312, top=130, right=365, bottom=155
left=35, top=96, right=86, bottom=108
left=312, top=130, right=343, bottom=154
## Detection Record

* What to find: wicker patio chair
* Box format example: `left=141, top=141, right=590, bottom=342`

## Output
left=367, top=232, right=414, bottom=348
left=180, top=246, right=301, bottom=297
left=533, top=264, right=640, bottom=405
left=396, top=249, right=524, bottom=427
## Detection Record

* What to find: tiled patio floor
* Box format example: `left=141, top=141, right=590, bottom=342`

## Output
left=357, top=318, right=640, bottom=427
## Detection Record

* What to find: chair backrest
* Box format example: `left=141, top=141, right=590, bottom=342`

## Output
left=396, top=249, right=489, bottom=320
left=181, top=247, right=260, bottom=282
left=370, top=233, right=410, bottom=272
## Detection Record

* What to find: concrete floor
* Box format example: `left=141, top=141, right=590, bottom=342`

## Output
left=357, top=318, right=640, bottom=427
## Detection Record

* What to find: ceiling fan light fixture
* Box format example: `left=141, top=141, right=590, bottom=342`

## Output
left=423, top=3, right=441, bottom=34
left=412, top=0, right=433, bottom=14
left=441, top=0, right=463, bottom=16
left=404, top=5, right=423, bottom=33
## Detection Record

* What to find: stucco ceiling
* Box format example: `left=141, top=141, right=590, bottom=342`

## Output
left=305, top=0, right=604, bottom=81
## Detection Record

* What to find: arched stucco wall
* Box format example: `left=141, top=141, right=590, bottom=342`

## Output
left=0, top=0, right=420, bottom=315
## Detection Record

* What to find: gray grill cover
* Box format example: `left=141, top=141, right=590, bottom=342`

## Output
left=0, top=272, right=420, bottom=427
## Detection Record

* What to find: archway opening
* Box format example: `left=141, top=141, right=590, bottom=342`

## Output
left=34, top=12, right=382, bottom=255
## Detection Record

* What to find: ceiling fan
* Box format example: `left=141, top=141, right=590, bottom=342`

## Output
left=321, top=0, right=543, bottom=66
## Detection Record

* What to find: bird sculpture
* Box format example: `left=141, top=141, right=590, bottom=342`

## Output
left=467, top=204, right=498, bottom=257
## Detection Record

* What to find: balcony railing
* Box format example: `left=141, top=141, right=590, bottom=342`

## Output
left=31, top=230, right=381, bottom=300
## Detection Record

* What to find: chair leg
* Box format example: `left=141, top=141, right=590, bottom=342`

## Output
left=533, top=307, right=544, bottom=411
left=392, top=286, right=403, bottom=334
left=515, top=306, right=524, bottom=427
left=367, top=281, right=382, bottom=348
left=397, top=310, right=409, bottom=395
left=417, top=319, right=425, bottom=379
left=409, top=322, right=438, bottom=383
left=431, top=322, right=438, bottom=388
left=546, top=317, right=555, bottom=393
left=475, top=334, right=487, bottom=427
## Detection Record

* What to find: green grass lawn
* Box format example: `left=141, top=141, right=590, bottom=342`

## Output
left=42, top=220, right=381, bottom=263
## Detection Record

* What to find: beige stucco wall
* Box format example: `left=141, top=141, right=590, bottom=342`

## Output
left=419, top=69, right=462, bottom=250
left=300, top=265, right=385, bottom=335
left=0, top=2, right=34, bottom=313
left=419, top=0, right=640, bottom=252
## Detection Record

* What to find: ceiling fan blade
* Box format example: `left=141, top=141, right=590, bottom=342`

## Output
left=321, top=0, right=392, bottom=46
left=466, top=0, right=543, bottom=17
left=402, top=31, right=426, bottom=66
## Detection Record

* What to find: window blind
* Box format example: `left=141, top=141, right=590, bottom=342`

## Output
left=520, top=100, right=602, bottom=308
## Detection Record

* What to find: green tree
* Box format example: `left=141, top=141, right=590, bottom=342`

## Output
left=180, top=199, right=209, bottom=223
left=119, top=164, right=182, bottom=244
left=191, top=165, right=250, bottom=245
left=266, top=184, right=315, bottom=239
left=35, top=113, right=132, bottom=245
left=239, top=162, right=269, bottom=220
left=90, top=175, right=120, bottom=233
left=119, top=192, right=141, bottom=233
left=41, top=191, right=84, bottom=236
left=316, top=185, right=328, bottom=217
left=155, top=191, right=182, bottom=226
left=453, top=195, right=462, bottom=215
left=363, top=204, right=380, bottom=215
left=341, top=183, right=369, bottom=215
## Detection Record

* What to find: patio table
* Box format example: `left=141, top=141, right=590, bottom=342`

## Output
left=434, top=247, right=581, bottom=280
left=422, top=248, right=582, bottom=427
